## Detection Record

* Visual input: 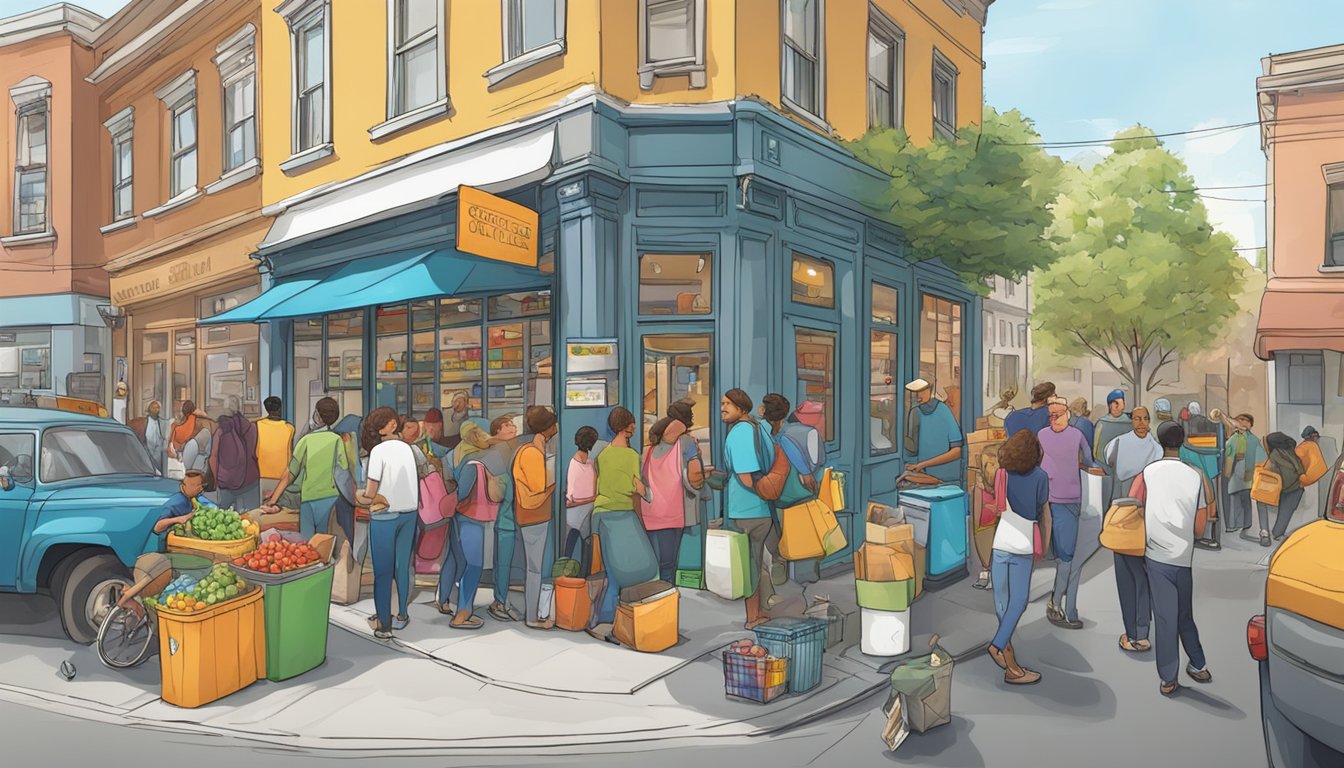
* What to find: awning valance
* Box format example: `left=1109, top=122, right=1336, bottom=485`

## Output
left=201, top=248, right=550, bottom=325
left=1255, top=290, right=1344, bottom=359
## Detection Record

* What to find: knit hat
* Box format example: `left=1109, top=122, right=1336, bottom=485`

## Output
left=1106, top=389, right=1124, bottom=405
left=1153, top=398, right=1172, bottom=415
left=425, top=408, right=443, bottom=424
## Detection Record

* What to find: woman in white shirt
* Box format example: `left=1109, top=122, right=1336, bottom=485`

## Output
left=359, top=407, right=421, bottom=640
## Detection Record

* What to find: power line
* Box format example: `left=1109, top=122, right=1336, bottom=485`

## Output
left=1232, top=246, right=1266, bottom=251
left=998, top=111, right=1344, bottom=148
left=1192, top=194, right=1265, bottom=203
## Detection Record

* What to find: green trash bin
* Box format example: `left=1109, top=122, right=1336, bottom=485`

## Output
left=242, top=562, right=334, bottom=682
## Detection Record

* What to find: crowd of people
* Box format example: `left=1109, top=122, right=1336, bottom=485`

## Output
left=980, top=380, right=1330, bottom=696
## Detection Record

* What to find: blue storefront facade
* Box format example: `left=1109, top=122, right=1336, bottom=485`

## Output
left=215, top=93, right=982, bottom=572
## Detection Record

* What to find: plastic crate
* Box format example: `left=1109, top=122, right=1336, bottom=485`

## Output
left=722, top=650, right=788, bottom=703
left=753, top=617, right=827, bottom=693
left=674, top=569, right=704, bottom=589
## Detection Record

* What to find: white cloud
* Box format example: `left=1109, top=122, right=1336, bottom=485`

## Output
left=984, top=37, right=1061, bottom=57
left=1181, top=119, right=1249, bottom=157
left=1036, top=0, right=1100, bottom=9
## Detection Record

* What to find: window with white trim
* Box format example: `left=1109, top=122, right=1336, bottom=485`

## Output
left=389, top=0, right=444, bottom=116
left=1328, top=182, right=1344, bottom=267
left=867, top=7, right=903, bottom=130
left=638, top=0, right=706, bottom=90
left=105, top=107, right=134, bottom=221
left=781, top=0, right=824, bottom=119
left=932, top=49, right=958, bottom=139
left=504, top=0, right=564, bottom=61
left=215, top=25, right=257, bottom=173
left=278, top=0, right=331, bottom=156
left=11, top=77, right=50, bottom=236
left=156, top=71, right=197, bottom=199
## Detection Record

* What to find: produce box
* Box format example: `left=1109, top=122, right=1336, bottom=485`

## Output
left=867, top=512, right=914, bottom=546
left=245, top=506, right=300, bottom=533
left=166, top=506, right=259, bottom=562
left=614, top=580, right=679, bottom=653
left=965, top=427, right=1007, bottom=445
left=231, top=531, right=334, bottom=583
left=854, top=543, right=915, bottom=582
left=156, top=571, right=265, bottom=708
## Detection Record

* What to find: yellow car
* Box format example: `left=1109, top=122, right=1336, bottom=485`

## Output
left=1250, top=513, right=1344, bottom=767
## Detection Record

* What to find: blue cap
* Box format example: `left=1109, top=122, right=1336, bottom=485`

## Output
left=1106, top=389, right=1125, bottom=405
left=1154, top=398, right=1172, bottom=414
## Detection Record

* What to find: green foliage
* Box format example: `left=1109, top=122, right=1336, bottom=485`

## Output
left=849, top=107, right=1065, bottom=291
left=1033, top=126, right=1247, bottom=403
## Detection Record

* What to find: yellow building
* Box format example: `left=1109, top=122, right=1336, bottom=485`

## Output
left=212, top=0, right=991, bottom=576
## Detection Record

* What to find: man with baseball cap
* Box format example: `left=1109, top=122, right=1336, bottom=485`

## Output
left=903, top=378, right=964, bottom=484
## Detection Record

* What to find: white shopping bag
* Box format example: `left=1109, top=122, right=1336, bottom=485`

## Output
left=165, top=456, right=186, bottom=480
left=538, top=582, right=555, bottom=621
left=1080, top=470, right=1106, bottom=519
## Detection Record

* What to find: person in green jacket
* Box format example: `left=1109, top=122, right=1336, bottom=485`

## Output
left=1224, top=412, right=1264, bottom=538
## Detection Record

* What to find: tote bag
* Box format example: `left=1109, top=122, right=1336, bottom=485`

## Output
left=1099, top=497, right=1146, bottom=557
left=418, top=471, right=455, bottom=527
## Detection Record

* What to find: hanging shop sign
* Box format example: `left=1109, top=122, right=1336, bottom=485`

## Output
left=457, top=185, right=538, bottom=267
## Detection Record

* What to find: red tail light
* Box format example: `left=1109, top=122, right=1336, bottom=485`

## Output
left=1248, top=615, right=1268, bottom=661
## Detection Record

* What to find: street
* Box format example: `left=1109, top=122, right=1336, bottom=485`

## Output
left=0, top=510, right=1287, bottom=768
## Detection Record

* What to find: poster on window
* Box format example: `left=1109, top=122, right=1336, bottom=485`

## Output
left=566, top=339, right=618, bottom=373
left=566, top=378, right=607, bottom=408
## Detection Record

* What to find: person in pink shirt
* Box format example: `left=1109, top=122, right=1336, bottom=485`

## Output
left=563, top=426, right=599, bottom=563
left=642, top=417, right=690, bottom=582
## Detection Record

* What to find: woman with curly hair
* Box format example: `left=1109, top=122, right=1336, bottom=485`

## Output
left=358, top=407, right=420, bottom=640
left=987, top=428, right=1053, bottom=685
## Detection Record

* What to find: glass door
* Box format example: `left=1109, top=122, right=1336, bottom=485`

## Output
left=640, top=332, right=714, bottom=461
left=172, top=328, right=195, bottom=415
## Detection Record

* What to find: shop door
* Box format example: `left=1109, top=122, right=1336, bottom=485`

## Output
left=865, top=279, right=905, bottom=513
left=640, top=329, right=714, bottom=576
left=784, top=317, right=850, bottom=564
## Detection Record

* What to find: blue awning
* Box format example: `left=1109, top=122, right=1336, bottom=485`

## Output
left=201, top=248, right=550, bottom=324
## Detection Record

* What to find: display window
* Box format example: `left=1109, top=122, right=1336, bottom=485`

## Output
left=642, top=333, right=713, bottom=460
left=919, top=293, right=964, bottom=414
left=0, top=329, right=52, bottom=391
left=869, top=281, right=901, bottom=455
left=795, top=327, right=837, bottom=441
left=639, top=254, right=712, bottom=316
left=791, top=253, right=835, bottom=308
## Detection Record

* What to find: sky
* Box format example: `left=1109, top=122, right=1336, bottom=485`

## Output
left=10, top=0, right=1344, bottom=258
left=984, top=0, right=1344, bottom=260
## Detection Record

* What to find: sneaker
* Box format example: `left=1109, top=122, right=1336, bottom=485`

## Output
left=972, top=571, right=991, bottom=590
left=1186, top=665, right=1212, bottom=684
left=1049, top=613, right=1083, bottom=630
left=1260, top=532, right=1272, bottom=547
left=393, top=614, right=410, bottom=630
left=373, top=626, right=393, bottom=640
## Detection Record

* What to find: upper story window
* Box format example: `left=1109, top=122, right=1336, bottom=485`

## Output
left=11, top=77, right=51, bottom=236
left=867, top=7, right=903, bottom=131
left=639, top=253, right=712, bottom=315
left=1006, top=278, right=1016, bottom=297
left=781, top=0, right=824, bottom=121
left=278, top=0, right=332, bottom=161
left=638, top=0, right=706, bottom=90
left=932, top=49, right=958, bottom=140
left=104, top=107, right=134, bottom=221
left=505, top=0, right=564, bottom=61
left=1328, top=182, right=1344, bottom=267
left=215, top=25, right=258, bottom=174
left=388, top=0, right=445, bottom=117
left=156, top=70, right=197, bottom=199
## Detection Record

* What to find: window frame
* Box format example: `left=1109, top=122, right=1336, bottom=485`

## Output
left=487, top=0, right=568, bottom=87
left=637, top=0, right=707, bottom=90
left=385, top=0, right=447, bottom=121
left=153, top=69, right=198, bottom=203
left=278, top=0, right=333, bottom=168
left=104, top=107, right=134, bottom=222
left=10, top=77, right=51, bottom=237
left=932, top=48, right=958, bottom=140
left=867, top=279, right=901, bottom=457
left=214, top=25, right=258, bottom=177
left=917, top=290, right=966, bottom=411
left=790, top=251, right=837, bottom=310
left=866, top=5, right=904, bottom=132
left=780, top=0, right=826, bottom=128
left=1327, top=181, right=1344, bottom=267
left=636, top=252, right=715, bottom=319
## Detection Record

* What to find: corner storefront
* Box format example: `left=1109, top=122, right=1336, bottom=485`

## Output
left=214, top=95, right=980, bottom=574
left=0, top=294, right=109, bottom=401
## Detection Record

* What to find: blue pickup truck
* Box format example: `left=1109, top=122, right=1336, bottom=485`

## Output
left=0, top=407, right=177, bottom=644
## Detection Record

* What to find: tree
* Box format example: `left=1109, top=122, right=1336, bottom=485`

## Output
left=848, top=107, right=1065, bottom=291
left=1033, top=127, right=1246, bottom=407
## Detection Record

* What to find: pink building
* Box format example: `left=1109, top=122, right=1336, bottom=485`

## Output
left=1256, top=43, right=1344, bottom=466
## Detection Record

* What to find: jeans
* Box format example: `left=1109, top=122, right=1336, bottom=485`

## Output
left=1261, top=488, right=1304, bottom=538
left=1114, top=552, right=1151, bottom=641
left=991, top=549, right=1033, bottom=650
left=300, top=497, right=338, bottom=539
left=646, top=528, right=683, bottom=584
left=370, top=512, right=416, bottom=629
left=520, top=522, right=555, bottom=623
left=1050, top=502, right=1083, bottom=621
left=440, top=515, right=486, bottom=614
left=216, top=481, right=260, bottom=512
left=493, top=504, right=519, bottom=606
left=594, top=511, right=640, bottom=625
left=1227, top=489, right=1252, bottom=531
left=1146, top=559, right=1206, bottom=684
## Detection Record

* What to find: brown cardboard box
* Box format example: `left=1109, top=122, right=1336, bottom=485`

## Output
left=865, top=504, right=908, bottom=545
left=308, top=533, right=336, bottom=564
left=854, top=543, right=916, bottom=582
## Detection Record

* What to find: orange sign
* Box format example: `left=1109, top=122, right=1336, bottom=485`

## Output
left=457, top=185, right=538, bottom=267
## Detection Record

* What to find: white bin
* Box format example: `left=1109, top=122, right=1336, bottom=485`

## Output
left=861, top=607, right=911, bottom=656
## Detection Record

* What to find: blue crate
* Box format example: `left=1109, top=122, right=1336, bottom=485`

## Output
left=753, top=617, right=827, bottom=693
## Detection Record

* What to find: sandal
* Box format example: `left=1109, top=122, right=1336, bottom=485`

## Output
left=488, top=602, right=519, bottom=622
left=1134, top=639, right=1152, bottom=652
left=1160, top=681, right=1179, bottom=697
left=393, top=614, right=410, bottom=630
left=436, top=602, right=454, bottom=616
left=450, top=614, right=484, bottom=630
left=373, top=625, right=393, bottom=640
left=1119, top=634, right=1142, bottom=653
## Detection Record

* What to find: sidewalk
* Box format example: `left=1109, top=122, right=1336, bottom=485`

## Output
left=0, top=536, right=1103, bottom=754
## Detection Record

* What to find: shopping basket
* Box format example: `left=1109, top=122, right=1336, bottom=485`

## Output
left=722, top=650, right=788, bottom=703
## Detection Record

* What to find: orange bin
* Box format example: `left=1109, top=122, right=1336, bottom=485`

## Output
left=157, top=587, right=266, bottom=708
left=554, top=577, right=591, bottom=631
left=613, top=580, right=680, bottom=653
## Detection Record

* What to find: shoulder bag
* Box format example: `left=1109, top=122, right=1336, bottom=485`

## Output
left=1251, top=462, right=1282, bottom=506
left=1099, top=496, right=1146, bottom=557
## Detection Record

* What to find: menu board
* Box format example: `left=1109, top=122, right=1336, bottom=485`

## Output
left=566, top=339, right=617, bottom=374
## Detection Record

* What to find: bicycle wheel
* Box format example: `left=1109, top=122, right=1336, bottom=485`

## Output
left=96, top=604, right=155, bottom=669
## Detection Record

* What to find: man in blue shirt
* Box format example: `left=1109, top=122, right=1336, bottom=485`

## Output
left=151, top=470, right=217, bottom=551
left=904, top=378, right=964, bottom=484
left=1003, top=381, right=1055, bottom=438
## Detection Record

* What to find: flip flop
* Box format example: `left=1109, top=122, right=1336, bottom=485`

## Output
left=450, top=615, right=484, bottom=630
left=436, top=603, right=454, bottom=616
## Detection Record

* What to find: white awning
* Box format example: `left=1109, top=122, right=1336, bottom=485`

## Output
left=258, top=126, right=555, bottom=253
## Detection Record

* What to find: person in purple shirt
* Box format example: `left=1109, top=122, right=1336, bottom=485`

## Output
left=1004, top=382, right=1056, bottom=438
left=1037, top=397, right=1101, bottom=630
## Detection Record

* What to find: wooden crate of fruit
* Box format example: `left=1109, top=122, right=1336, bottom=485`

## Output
left=166, top=505, right=259, bottom=562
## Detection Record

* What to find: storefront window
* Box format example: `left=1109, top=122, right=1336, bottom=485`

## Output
left=642, top=333, right=713, bottom=460
left=872, top=283, right=899, bottom=325
left=919, top=294, right=963, bottom=413
left=796, top=327, right=836, bottom=441
left=439, top=298, right=483, bottom=421
left=529, top=319, right=553, bottom=409
left=376, top=304, right=410, bottom=413
left=326, top=311, right=364, bottom=424
left=489, top=290, right=551, bottom=320
left=870, top=330, right=898, bottom=454
left=639, top=254, right=712, bottom=316
left=173, top=329, right=194, bottom=415
left=0, top=329, right=52, bottom=391
left=791, top=253, right=834, bottom=308
left=487, top=322, right=525, bottom=422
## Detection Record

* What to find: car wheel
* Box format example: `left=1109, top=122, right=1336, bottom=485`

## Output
left=57, top=554, right=130, bottom=645
left=1260, top=661, right=1343, bottom=768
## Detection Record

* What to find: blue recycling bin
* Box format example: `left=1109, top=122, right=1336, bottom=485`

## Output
left=899, top=485, right=969, bottom=591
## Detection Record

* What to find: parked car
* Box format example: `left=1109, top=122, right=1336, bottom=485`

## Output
left=1249, top=513, right=1344, bottom=767
left=0, top=407, right=177, bottom=644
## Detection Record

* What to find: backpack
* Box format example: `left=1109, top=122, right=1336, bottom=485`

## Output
left=746, top=421, right=790, bottom=502
left=214, top=416, right=249, bottom=490
left=779, top=422, right=825, bottom=477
